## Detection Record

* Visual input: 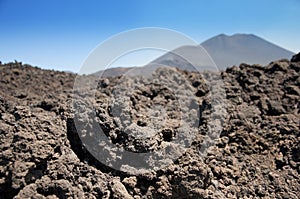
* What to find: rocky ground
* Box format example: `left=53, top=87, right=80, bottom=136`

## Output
left=0, top=57, right=299, bottom=198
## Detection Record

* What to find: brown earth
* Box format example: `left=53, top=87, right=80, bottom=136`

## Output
left=0, top=58, right=299, bottom=198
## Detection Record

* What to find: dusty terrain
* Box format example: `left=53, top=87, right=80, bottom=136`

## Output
left=0, top=58, right=299, bottom=198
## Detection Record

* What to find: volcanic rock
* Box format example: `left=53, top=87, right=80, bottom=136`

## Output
left=0, top=60, right=299, bottom=198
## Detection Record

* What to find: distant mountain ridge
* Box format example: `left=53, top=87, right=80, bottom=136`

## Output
left=95, top=33, right=295, bottom=77
left=200, top=33, right=294, bottom=69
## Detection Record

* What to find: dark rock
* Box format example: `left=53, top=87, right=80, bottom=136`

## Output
left=0, top=60, right=299, bottom=198
left=291, top=52, right=300, bottom=62
left=37, top=100, right=56, bottom=111
left=267, top=100, right=286, bottom=115
left=161, top=128, right=174, bottom=142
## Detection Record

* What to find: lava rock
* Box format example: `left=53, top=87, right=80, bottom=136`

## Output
left=291, top=52, right=300, bottom=62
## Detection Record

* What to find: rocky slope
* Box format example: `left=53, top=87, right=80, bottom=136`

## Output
left=0, top=57, right=299, bottom=198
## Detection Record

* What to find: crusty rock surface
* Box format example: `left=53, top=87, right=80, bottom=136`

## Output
left=291, top=52, right=300, bottom=62
left=0, top=60, right=299, bottom=198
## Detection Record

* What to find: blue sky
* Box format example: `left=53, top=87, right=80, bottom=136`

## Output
left=0, top=0, right=299, bottom=72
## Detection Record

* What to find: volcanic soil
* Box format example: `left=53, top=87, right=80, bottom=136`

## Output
left=0, top=58, right=299, bottom=198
